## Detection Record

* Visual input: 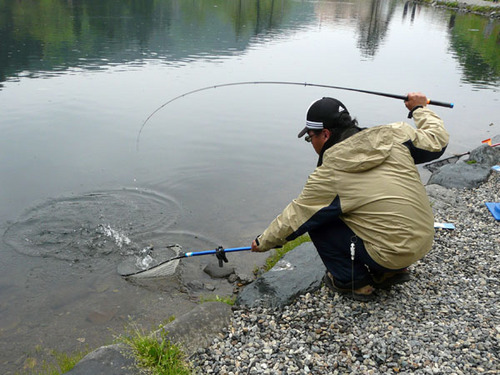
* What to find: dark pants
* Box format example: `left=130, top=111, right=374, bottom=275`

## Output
left=309, top=217, right=399, bottom=289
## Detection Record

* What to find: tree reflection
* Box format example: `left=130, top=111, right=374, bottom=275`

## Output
left=356, top=0, right=397, bottom=58
left=0, top=0, right=292, bottom=83
left=402, top=3, right=499, bottom=86
left=0, top=0, right=498, bottom=86
left=448, top=14, right=500, bottom=86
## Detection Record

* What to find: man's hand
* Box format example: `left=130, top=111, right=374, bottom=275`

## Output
left=251, top=239, right=263, bottom=252
left=405, top=92, right=428, bottom=111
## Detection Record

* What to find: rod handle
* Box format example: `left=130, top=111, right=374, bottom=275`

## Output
left=184, top=246, right=252, bottom=257
left=223, top=246, right=252, bottom=253
left=427, top=99, right=454, bottom=108
left=384, top=93, right=454, bottom=108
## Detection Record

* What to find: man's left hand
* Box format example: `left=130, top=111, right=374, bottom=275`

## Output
left=251, top=239, right=263, bottom=252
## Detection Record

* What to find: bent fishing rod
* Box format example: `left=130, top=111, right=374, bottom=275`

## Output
left=136, top=81, right=454, bottom=149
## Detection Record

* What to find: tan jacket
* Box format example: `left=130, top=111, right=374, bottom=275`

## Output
left=257, top=107, right=449, bottom=269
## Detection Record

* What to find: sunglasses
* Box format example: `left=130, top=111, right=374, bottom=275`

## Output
left=304, top=132, right=319, bottom=143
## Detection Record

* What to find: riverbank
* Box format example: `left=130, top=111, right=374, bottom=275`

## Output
left=191, top=171, right=499, bottom=374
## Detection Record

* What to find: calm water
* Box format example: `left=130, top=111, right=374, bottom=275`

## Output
left=1, top=0, right=499, bottom=372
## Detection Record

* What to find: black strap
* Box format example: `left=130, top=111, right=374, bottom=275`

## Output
left=215, top=246, right=228, bottom=267
left=408, top=105, right=423, bottom=119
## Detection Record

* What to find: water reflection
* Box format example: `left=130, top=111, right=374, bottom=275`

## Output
left=312, top=0, right=398, bottom=58
left=447, top=13, right=500, bottom=87
left=0, top=0, right=299, bottom=81
left=1, top=0, right=499, bottom=86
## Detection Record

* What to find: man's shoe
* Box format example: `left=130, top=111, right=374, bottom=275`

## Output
left=323, top=271, right=375, bottom=302
left=373, top=269, right=411, bottom=290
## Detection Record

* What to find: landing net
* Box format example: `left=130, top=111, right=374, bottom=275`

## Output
left=117, top=244, right=182, bottom=278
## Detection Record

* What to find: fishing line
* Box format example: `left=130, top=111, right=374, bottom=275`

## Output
left=136, top=81, right=454, bottom=150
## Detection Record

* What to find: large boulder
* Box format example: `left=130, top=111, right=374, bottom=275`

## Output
left=427, top=141, right=500, bottom=189
left=427, top=162, right=492, bottom=189
left=235, top=242, right=324, bottom=309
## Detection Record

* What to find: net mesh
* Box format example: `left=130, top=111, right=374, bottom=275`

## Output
left=117, top=244, right=182, bottom=278
left=424, top=154, right=465, bottom=173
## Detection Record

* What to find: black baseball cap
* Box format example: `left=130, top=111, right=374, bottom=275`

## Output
left=298, top=97, right=349, bottom=138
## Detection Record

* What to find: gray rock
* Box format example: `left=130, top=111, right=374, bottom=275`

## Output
left=157, top=302, right=232, bottom=356
left=425, top=184, right=455, bottom=204
left=425, top=184, right=463, bottom=212
left=204, top=263, right=235, bottom=278
left=204, top=282, right=216, bottom=291
left=468, top=144, right=500, bottom=167
left=235, top=271, right=254, bottom=285
left=427, top=162, right=491, bottom=189
left=235, top=242, right=324, bottom=309
left=64, top=344, right=139, bottom=375
left=186, top=279, right=204, bottom=291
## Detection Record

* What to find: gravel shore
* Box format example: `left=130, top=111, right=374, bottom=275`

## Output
left=191, top=172, right=499, bottom=374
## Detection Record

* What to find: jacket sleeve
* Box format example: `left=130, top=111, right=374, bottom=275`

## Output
left=257, top=163, right=342, bottom=251
left=402, top=107, right=449, bottom=164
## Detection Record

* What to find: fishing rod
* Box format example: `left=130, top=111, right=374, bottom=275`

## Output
left=120, top=245, right=252, bottom=277
left=136, top=81, right=454, bottom=149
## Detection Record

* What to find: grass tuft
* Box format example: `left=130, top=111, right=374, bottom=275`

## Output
left=263, top=234, right=311, bottom=272
left=115, top=322, right=191, bottom=375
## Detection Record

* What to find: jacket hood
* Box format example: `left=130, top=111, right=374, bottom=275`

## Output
left=325, top=126, right=394, bottom=172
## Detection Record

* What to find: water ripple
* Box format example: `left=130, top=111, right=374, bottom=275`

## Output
left=3, top=188, right=181, bottom=261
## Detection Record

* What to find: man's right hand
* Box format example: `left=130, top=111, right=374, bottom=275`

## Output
left=405, top=92, right=428, bottom=111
